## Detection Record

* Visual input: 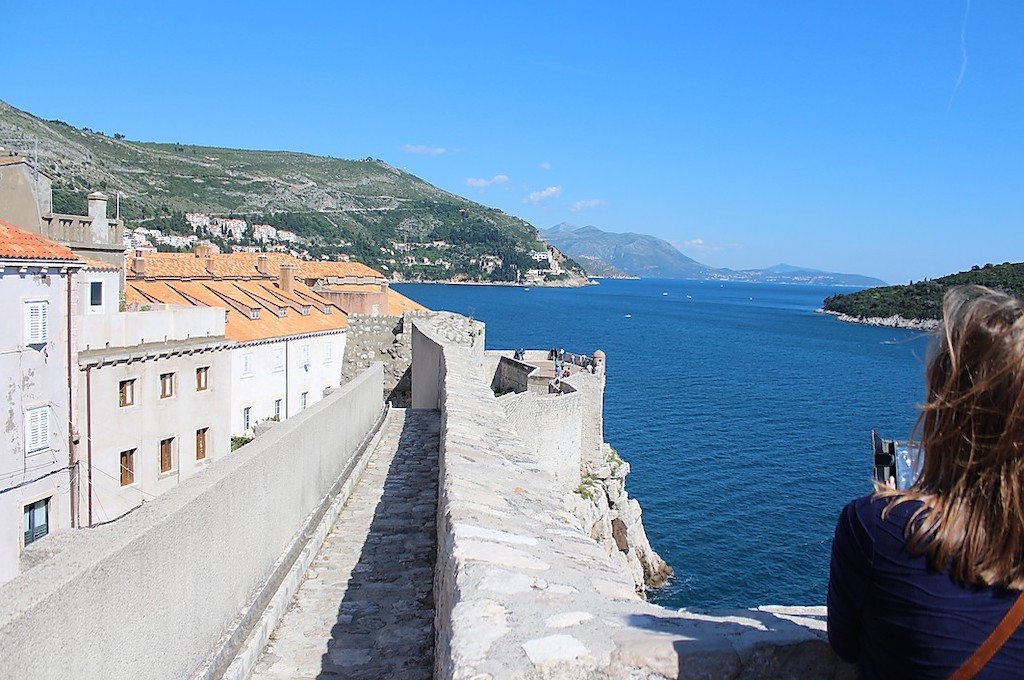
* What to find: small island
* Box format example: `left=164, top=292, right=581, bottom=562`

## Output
left=822, top=261, right=1024, bottom=327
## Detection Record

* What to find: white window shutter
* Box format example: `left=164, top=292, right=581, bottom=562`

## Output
left=26, top=407, right=50, bottom=452
left=25, top=301, right=48, bottom=344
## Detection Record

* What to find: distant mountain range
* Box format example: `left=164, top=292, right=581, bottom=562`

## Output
left=540, top=223, right=887, bottom=287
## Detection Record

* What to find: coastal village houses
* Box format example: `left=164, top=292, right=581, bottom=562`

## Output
left=0, top=220, right=85, bottom=583
left=121, top=247, right=427, bottom=440
left=124, top=248, right=351, bottom=437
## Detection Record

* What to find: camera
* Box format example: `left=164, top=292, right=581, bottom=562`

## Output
left=872, top=430, right=921, bottom=490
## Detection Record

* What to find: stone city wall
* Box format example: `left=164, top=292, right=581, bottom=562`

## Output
left=343, top=313, right=412, bottom=401
left=415, top=315, right=853, bottom=679
left=491, top=354, right=533, bottom=395
left=497, top=387, right=583, bottom=492
left=0, top=364, right=386, bottom=680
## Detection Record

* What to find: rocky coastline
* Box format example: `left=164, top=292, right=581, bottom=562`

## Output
left=566, top=446, right=673, bottom=597
left=818, top=308, right=940, bottom=331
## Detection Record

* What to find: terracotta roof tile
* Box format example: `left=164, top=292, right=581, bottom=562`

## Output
left=131, top=251, right=384, bottom=281
left=125, top=278, right=347, bottom=343
left=387, top=288, right=428, bottom=315
left=0, top=219, right=82, bottom=262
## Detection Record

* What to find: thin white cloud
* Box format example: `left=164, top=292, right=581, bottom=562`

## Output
left=679, top=237, right=726, bottom=254
left=465, top=174, right=510, bottom=188
left=539, top=161, right=552, bottom=170
left=523, top=186, right=562, bottom=205
left=570, top=198, right=607, bottom=212
left=401, top=144, right=447, bottom=156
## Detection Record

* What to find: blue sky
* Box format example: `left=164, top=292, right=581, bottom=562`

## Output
left=2, top=1, right=1021, bottom=283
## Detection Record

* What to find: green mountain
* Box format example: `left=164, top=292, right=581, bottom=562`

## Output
left=541, top=223, right=713, bottom=279
left=822, top=262, right=1024, bottom=321
left=543, top=223, right=886, bottom=285
left=0, top=99, right=585, bottom=284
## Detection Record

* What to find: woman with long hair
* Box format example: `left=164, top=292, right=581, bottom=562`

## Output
left=828, top=285, right=1024, bottom=678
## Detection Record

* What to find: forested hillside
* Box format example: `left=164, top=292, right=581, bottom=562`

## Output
left=822, top=262, right=1024, bottom=320
left=0, top=99, right=585, bottom=284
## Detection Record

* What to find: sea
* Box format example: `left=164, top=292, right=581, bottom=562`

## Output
left=394, top=278, right=930, bottom=610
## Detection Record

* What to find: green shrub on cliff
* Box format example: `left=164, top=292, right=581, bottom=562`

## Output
left=823, top=262, right=1024, bottom=321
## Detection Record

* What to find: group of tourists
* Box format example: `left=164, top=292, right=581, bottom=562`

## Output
left=547, top=347, right=597, bottom=379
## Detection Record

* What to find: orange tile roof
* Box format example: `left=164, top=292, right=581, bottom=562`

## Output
left=125, top=278, right=347, bottom=343
left=387, top=288, right=428, bottom=315
left=132, top=251, right=384, bottom=280
left=320, top=283, right=383, bottom=293
left=0, top=219, right=82, bottom=262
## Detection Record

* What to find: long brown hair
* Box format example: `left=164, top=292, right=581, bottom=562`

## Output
left=881, top=285, right=1024, bottom=588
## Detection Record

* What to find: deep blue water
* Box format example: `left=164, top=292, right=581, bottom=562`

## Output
left=395, top=279, right=930, bottom=609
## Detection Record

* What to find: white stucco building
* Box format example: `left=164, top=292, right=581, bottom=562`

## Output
left=124, top=249, right=351, bottom=436
left=77, top=303, right=233, bottom=525
left=0, top=220, right=85, bottom=584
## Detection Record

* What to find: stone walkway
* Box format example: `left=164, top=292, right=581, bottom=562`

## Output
left=251, top=408, right=440, bottom=680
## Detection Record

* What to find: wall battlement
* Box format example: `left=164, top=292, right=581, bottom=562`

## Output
left=414, top=313, right=852, bottom=679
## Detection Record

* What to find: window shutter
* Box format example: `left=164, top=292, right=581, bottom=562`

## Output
left=26, top=407, right=50, bottom=453
left=25, top=301, right=48, bottom=344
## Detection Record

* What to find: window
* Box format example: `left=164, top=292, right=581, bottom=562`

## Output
left=89, top=281, right=103, bottom=307
left=273, top=399, right=282, bottom=420
left=243, top=353, right=254, bottom=375
left=120, top=449, right=136, bottom=486
left=196, top=428, right=208, bottom=460
left=159, top=437, right=175, bottom=473
left=300, top=392, right=308, bottom=410
left=160, top=373, right=175, bottom=399
left=324, top=343, right=333, bottom=362
left=23, top=498, right=49, bottom=545
left=119, top=379, right=135, bottom=407
left=25, top=407, right=50, bottom=453
left=243, top=407, right=251, bottom=431
left=301, top=345, right=310, bottom=365
left=24, top=301, right=48, bottom=345
left=273, top=348, right=284, bottom=371
left=196, top=367, right=209, bottom=391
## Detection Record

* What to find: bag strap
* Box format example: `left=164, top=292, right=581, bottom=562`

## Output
left=950, top=590, right=1024, bottom=680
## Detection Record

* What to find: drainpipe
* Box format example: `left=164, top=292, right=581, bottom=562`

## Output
left=86, top=365, right=94, bottom=528
left=67, top=270, right=77, bottom=528
left=284, top=337, right=290, bottom=419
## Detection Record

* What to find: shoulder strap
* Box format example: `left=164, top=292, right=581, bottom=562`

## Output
left=950, top=590, right=1024, bottom=680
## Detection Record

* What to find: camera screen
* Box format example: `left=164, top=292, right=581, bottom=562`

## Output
left=872, top=431, right=922, bottom=490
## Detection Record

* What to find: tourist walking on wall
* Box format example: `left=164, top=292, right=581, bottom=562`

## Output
left=828, top=286, right=1024, bottom=678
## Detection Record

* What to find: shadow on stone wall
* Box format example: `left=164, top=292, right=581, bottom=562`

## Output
left=316, top=409, right=440, bottom=679
left=623, top=609, right=854, bottom=680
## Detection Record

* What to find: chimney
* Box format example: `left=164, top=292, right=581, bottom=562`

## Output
left=279, top=264, right=295, bottom=294
left=87, top=191, right=108, bottom=220
left=256, top=254, right=268, bottom=275
left=205, top=257, right=216, bottom=275
left=130, top=251, right=146, bottom=277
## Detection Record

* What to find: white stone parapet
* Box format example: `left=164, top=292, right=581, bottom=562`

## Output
left=415, top=314, right=853, bottom=679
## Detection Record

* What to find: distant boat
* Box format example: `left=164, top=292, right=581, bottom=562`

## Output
left=625, top=314, right=632, bottom=318
left=686, top=295, right=692, bottom=299
left=523, top=287, right=530, bottom=291
left=662, top=292, right=668, bottom=296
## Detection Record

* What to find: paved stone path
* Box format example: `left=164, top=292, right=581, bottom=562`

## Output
left=251, top=408, right=440, bottom=680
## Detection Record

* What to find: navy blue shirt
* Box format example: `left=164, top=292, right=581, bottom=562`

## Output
left=828, top=495, right=1024, bottom=679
